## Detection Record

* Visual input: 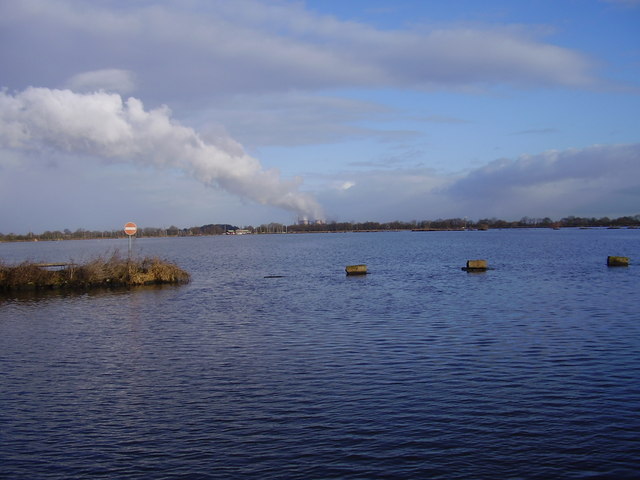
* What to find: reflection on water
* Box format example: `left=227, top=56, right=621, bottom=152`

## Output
left=0, top=283, right=180, bottom=305
left=1, top=229, right=639, bottom=479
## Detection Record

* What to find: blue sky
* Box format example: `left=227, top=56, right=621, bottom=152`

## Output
left=1, top=0, right=639, bottom=232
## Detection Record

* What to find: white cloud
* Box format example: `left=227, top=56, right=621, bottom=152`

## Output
left=66, top=69, right=136, bottom=94
left=0, top=0, right=600, bottom=103
left=338, top=181, right=356, bottom=191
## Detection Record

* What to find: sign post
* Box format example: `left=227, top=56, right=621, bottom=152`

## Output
left=124, top=222, right=137, bottom=258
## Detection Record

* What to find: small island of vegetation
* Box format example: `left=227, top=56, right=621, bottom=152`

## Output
left=0, top=253, right=190, bottom=292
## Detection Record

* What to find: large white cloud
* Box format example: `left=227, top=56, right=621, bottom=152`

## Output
left=0, top=87, right=323, bottom=219
left=0, top=0, right=607, bottom=161
left=0, top=0, right=598, bottom=102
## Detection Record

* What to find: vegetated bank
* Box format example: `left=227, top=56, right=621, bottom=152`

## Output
left=0, top=253, right=190, bottom=292
left=2, top=214, right=639, bottom=242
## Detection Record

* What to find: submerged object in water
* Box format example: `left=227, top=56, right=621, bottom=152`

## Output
left=607, top=256, right=629, bottom=267
left=345, top=264, right=368, bottom=275
left=462, top=259, right=488, bottom=272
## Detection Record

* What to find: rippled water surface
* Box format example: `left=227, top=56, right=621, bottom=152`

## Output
left=1, top=229, right=639, bottom=479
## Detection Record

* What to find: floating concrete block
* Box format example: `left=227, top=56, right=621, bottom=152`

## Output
left=462, top=259, right=488, bottom=271
left=346, top=264, right=367, bottom=275
left=607, top=256, right=629, bottom=267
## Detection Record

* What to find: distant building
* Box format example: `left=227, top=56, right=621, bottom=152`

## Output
left=298, top=217, right=325, bottom=226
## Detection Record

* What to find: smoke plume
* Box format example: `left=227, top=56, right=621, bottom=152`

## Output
left=0, top=87, right=323, bottom=219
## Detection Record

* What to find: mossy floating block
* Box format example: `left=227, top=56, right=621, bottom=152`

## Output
left=462, top=259, right=488, bottom=271
left=607, top=256, right=629, bottom=267
left=346, top=264, right=367, bottom=275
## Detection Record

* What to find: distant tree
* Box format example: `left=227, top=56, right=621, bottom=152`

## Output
left=612, top=216, right=636, bottom=226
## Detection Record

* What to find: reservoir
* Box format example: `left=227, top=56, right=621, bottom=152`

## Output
left=1, top=229, right=639, bottom=479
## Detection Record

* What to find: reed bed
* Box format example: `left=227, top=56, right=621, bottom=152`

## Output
left=0, top=252, right=190, bottom=291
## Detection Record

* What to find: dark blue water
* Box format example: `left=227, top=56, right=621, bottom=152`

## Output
left=1, top=229, right=639, bottom=479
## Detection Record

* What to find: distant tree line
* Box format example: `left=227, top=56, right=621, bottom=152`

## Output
left=0, top=224, right=240, bottom=242
left=1, top=215, right=639, bottom=242
left=288, top=215, right=640, bottom=232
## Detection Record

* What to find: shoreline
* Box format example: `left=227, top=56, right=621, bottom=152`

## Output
left=2, top=224, right=639, bottom=244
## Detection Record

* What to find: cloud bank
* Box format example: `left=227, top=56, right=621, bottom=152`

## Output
left=0, top=0, right=599, bottom=104
left=0, top=87, right=323, bottom=219
left=446, top=144, right=640, bottom=215
left=319, top=144, right=640, bottom=221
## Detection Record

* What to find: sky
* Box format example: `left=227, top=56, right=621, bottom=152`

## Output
left=1, top=0, right=639, bottom=233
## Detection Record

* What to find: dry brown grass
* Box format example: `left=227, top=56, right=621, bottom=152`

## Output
left=0, top=252, right=189, bottom=291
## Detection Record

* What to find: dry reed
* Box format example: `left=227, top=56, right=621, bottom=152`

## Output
left=0, top=252, right=189, bottom=291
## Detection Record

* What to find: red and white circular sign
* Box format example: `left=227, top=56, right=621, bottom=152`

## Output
left=124, top=222, right=137, bottom=236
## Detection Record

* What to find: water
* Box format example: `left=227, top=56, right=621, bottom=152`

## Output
left=1, top=229, right=639, bottom=479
